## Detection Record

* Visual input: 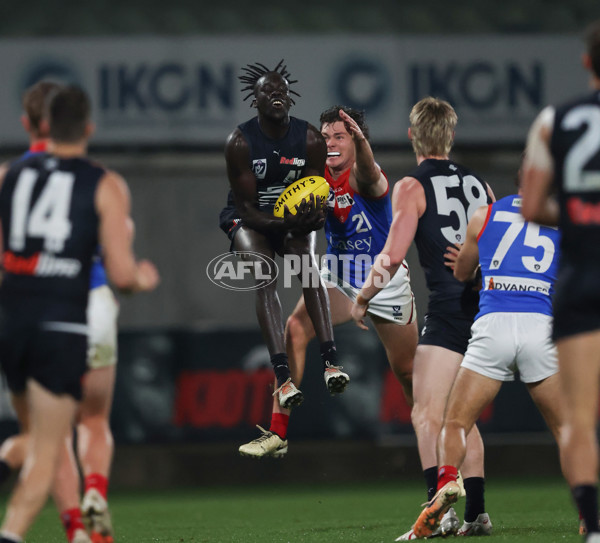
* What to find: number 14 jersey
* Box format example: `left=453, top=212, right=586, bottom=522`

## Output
left=411, top=158, right=492, bottom=315
left=0, top=153, right=103, bottom=324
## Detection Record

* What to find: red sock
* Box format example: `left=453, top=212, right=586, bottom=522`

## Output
left=437, top=465, right=458, bottom=491
left=270, top=413, right=290, bottom=439
left=84, top=473, right=109, bottom=499
left=60, top=508, right=85, bottom=542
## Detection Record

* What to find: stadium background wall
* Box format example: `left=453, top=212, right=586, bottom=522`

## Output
left=0, top=31, right=580, bottom=486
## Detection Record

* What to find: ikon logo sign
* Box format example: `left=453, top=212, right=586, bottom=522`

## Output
left=206, top=252, right=279, bottom=291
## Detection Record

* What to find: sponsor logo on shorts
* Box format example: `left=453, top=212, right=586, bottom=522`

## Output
left=392, top=305, right=403, bottom=318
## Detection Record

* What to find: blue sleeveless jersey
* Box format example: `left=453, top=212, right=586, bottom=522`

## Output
left=17, top=148, right=108, bottom=290
left=477, top=194, right=560, bottom=320
left=324, top=167, right=392, bottom=287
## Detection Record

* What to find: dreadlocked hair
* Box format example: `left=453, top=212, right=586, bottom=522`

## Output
left=239, top=59, right=300, bottom=104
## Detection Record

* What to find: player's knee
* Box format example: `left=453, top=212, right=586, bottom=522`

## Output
left=286, top=312, right=312, bottom=346
left=391, top=366, right=413, bottom=387
left=79, top=414, right=112, bottom=436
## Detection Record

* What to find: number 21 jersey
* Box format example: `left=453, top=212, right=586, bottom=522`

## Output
left=410, top=158, right=492, bottom=315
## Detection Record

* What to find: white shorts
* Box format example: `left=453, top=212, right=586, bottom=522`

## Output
left=321, top=263, right=416, bottom=325
left=461, top=312, right=558, bottom=383
left=87, top=285, right=119, bottom=369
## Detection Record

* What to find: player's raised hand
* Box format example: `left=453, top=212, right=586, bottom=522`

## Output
left=339, top=109, right=366, bottom=142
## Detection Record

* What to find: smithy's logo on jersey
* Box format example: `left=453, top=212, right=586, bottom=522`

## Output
left=252, top=159, right=267, bottom=179
left=206, top=252, right=278, bottom=291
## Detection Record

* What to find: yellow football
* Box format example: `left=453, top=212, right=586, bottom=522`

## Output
left=273, top=176, right=330, bottom=218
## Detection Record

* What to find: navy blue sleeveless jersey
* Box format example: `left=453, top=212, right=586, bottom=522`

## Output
left=477, top=194, right=560, bottom=320
left=224, top=116, right=309, bottom=213
left=0, top=153, right=104, bottom=323
left=16, top=147, right=108, bottom=290
left=411, top=158, right=492, bottom=315
left=550, top=91, right=600, bottom=263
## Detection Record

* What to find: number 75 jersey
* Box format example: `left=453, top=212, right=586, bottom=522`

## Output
left=477, top=194, right=560, bottom=320
left=0, top=153, right=103, bottom=322
left=412, top=158, right=492, bottom=314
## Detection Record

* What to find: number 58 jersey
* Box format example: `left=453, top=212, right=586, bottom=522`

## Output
left=0, top=153, right=103, bottom=324
left=411, top=159, right=492, bottom=315
left=476, top=194, right=560, bottom=320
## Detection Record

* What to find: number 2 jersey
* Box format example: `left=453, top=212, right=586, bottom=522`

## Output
left=476, top=194, right=560, bottom=320
left=323, top=166, right=393, bottom=287
left=410, top=158, right=492, bottom=316
left=550, top=91, right=600, bottom=264
left=547, top=91, right=600, bottom=339
left=0, top=153, right=103, bottom=324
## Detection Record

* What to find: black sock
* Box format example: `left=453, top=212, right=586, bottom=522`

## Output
left=464, top=477, right=486, bottom=522
left=424, top=466, right=438, bottom=501
left=0, top=460, right=11, bottom=485
left=320, top=341, right=338, bottom=370
left=573, top=485, right=599, bottom=534
left=0, top=536, right=22, bottom=543
left=270, top=353, right=290, bottom=388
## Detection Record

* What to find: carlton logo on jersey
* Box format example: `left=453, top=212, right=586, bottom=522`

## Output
left=484, top=275, right=551, bottom=295
left=252, top=159, right=267, bottom=179
left=3, top=251, right=81, bottom=278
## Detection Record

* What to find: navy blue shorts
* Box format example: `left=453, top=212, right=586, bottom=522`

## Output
left=0, top=319, right=87, bottom=400
left=419, top=312, right=474, bottom=356
left=552, top=262, right=600, bottom=341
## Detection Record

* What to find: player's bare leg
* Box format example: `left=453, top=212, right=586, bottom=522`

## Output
left=1, top=380, right=77, bottom=539
left=406, top=346, right=488, bottom=539
left=526, top=373, right=564, bottom=445
left=78, top=366, right=116, bottom=543
left=371, top=317, right=417, bottom=405
left=52, top=436, right=90, bottom=543
left=556, top=331, right=600, bottom=536
left=438, top=368, right=501, bottom=469
left=0, top=393, right=30, bottom=483
left=283, top=233, right=346, bottom=393
left=556, top=332, right=600, bottom=485
left=233, top=228, right=302, bottom=412
left=411, top=345, right=463, bottom=473
left=240, top=287, right=351, bottom=459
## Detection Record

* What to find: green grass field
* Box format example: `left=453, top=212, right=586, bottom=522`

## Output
left=18, top=477, right=581, bottom=542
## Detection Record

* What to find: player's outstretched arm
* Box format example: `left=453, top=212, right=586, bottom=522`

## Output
left=454, top=205, right=487, bottom=282
left=350, top=177, right=424, bottom=328
left=339, top=110, right=386, bottom=198
left=95, top=171, right=159, bottom=293
left=521, top=107, right=559, bottom=226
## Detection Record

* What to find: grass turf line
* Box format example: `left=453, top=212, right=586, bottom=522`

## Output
left=13, top=477, right=580, bottom=542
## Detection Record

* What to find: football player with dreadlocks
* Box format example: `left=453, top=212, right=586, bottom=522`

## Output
left=220, top=61, right=345, bottom=456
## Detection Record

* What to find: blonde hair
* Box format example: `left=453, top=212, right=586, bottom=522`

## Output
left=409, top=97, right=457, bottom=157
